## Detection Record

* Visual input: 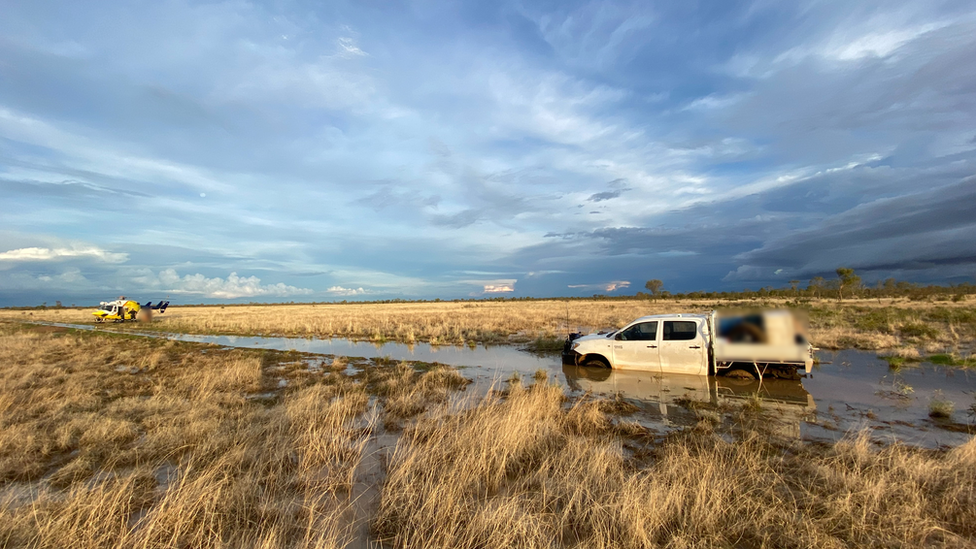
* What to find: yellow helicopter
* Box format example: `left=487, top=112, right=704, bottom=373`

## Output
left=92, top=297, right=169, bottom=323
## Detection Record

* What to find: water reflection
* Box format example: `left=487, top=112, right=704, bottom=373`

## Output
left=563, top=364, right=817, bottom=437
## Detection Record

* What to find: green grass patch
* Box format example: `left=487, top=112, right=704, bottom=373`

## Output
left=880, top=355, right=907, bottom=369
left=854, top=310, right=895, bottom=333
left=525, top=335, right=565, bottom=353
left=898, top=322, right=940, bottom=339
left=926, top=354, right=976, bottom=367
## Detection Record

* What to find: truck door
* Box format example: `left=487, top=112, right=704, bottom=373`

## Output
left=611, top=321, right=660, bottom=372
left=659, top=320, right=705, bottom=375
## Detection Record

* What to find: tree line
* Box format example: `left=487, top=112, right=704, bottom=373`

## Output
left=642, top=268, right=974, bottom=302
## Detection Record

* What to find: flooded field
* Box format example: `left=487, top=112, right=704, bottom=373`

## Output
left=36, top=322, right=976, bottom=447
left=4, top=321, right=976, bottom=548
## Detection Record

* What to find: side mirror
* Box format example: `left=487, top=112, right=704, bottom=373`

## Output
left=614, top=333, right=624, bottom=341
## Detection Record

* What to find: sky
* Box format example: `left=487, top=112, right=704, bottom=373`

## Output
left=1, top=0, right=975, bottom=306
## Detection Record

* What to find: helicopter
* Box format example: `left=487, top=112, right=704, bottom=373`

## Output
left=92, top=297, right=169, bottom=323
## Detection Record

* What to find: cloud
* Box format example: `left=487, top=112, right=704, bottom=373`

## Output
left=588, top=190, right=622, bottom=202
left=337, top=37, right=367, bottom=57
left=605, top=280, right=630, bottom=292
left=2, top=0, right=976, bottom=305
left=0, top=246, right=128, bottom=263
left=568, top=280, right=631, bottom=293
left=326, top=285, right=367, bottom=296
left=732, top=176, right=976, bottom=279
left=478, top=279, right=517, bottom=294
left=155, top=269, right=313, bottom=299
left=483, top=284, right=514, bottom=293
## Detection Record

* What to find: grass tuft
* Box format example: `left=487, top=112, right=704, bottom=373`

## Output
left=929, top=390, right=955, bottom=419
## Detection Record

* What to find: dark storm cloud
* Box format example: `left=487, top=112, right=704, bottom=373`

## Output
left=736, top=176, right=976, bottom=278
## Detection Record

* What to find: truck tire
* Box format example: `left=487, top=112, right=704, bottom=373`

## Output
left=723, top=367, right=758, bottom=379
left=582, top=356, right=610, bottom=369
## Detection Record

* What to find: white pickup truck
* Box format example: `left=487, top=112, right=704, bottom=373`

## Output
left=562, top=310, right=814, bottom=379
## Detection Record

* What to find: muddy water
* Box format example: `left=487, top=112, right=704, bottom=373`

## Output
left=563, top=352, right=976, bottom=448
left=31, top=322, right=976, bottom=447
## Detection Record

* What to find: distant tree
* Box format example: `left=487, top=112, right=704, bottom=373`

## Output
left=789, top=280, right=800, bottom=295
left=644, top=279, right=664, bottom=298
left=55, top=301, right=62, bottom=308
left=883, top=278, right=897, bottom=292
left=809, top=277, right=825, bottom=298
left=836, top=267, right=861, bottom=300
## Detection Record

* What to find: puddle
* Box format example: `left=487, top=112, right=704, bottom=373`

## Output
left=801, top=350, right=976, bottom=447
left=32, top=321, right=556, bottom=372
left=27, top=322, right=976, bottom=447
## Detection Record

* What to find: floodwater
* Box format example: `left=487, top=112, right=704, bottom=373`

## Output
left=562, top=353, right=976, bottom=447
left=32, top=322, right=976, bottom=447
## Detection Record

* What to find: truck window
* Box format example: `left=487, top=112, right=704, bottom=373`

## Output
left=617, top=321, right=658, bottom=341
left=663, top=321, right=698, bottom=341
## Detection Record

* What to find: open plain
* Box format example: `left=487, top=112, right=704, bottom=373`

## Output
left=1, top=320, right=975, bottom=548
left=5, top=297, right=976, bottom=356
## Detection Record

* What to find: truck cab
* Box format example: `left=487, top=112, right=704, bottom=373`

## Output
left=566, top=314, right=709, bottom=375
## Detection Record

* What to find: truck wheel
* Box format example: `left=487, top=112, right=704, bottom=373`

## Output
left=724, top=367, right=757, bottom=379
left=582, top=356, right=610, bottom=369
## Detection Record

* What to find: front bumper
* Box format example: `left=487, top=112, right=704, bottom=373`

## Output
left=562, top=333, right=584, bottom=364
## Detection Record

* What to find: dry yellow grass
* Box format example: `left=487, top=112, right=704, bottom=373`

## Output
left=376, top=377, right=976, bottom=548
left=4, top=296, right=974, bottom=350
left=0, top=326, right=372, bottom=548
left=1, top=324, right=974, bottom=548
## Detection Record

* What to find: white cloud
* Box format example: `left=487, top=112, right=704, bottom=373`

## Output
left=479, top=278, right=516, bottom=294
left=337, top=37, right=367, bottom=57
left=154, top=269, right=312, bottom=299
left=568, top=280, right=631, bottom=293
left=0, top=246, right=128, bottom=263
left=461, top=278, right=517, bottom=295
left=326, top=285, right=367, bottom=296
left=483, top=284, right=514, bottom=293
left=680, top=93, right=744, bottom=111
left=826, top=23, right=947, bottom=61
left=604, top=280, right=630, bottom=292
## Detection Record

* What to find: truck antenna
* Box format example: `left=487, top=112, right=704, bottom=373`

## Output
left=566, top=299, right=570, bottom=335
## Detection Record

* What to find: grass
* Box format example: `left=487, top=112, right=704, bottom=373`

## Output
left=4, top=297, right=975, bottom=352
left=929, top=390, right=955, bottom=419
left=375, top=375, right=976, bottom=548
left=927, top=354, right=976, bottom=367
left=881, top=355, right=908, bottom=368
left=2, top=323, right=976, bottom=548
left=0, top=324, right=462, bottom=548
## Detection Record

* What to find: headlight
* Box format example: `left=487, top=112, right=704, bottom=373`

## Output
left=571, top=342, right=580, bottom=350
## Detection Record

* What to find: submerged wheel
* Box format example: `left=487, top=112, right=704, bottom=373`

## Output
left=723, top=367, right=758, bottom=380
left=581, top=356, right=611, bottom=369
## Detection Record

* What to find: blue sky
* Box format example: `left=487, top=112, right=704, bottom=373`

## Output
left=1, top=0, right=975, bottom=305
